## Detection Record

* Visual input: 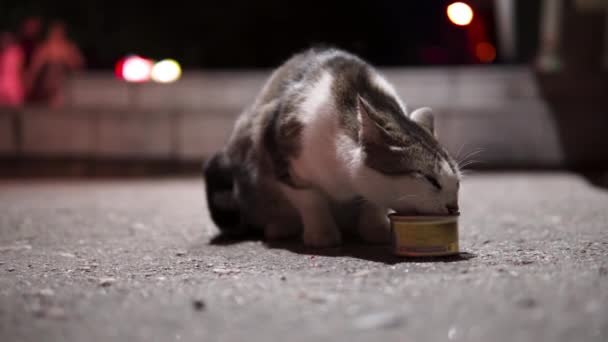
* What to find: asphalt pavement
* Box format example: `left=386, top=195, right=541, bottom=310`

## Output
left=0, top=172, right=607, bottom=342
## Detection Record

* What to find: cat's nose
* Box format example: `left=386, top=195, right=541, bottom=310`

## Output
left=446, top=203, right=459, bottom=215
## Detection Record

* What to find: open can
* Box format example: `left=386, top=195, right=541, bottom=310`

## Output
left=389, top=214, right=459, bottom=257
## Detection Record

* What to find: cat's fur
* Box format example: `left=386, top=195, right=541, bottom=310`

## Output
left=204, top=48, right=460, bottom=247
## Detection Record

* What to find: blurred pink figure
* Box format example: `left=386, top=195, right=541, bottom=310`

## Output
left=0, top=32, right=25, bottom=107
left=19, top=16, right=42, bottom=68
left=27, top=21, right=84, bottom=108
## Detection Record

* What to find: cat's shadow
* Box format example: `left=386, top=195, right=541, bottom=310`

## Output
left=209, top=233, right=475, bottom=264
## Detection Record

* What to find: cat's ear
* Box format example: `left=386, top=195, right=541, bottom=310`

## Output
left=357, top=95, right=385, bottom=144
left=410, top=107, right=434, bottom=135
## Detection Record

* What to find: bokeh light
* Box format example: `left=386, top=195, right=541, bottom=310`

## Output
left=114, top=57, right=126, bottom=80
left=151, top=59, right=182, bottom=83
left=447, top=2, right=474, bottom=26
left=121, top=56, right=153, bottom=82
left=475, top=42, right=496, bottom=63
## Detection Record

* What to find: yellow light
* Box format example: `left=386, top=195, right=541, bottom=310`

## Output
left=151, top=59, right=182, bottom=83
left=447, top=2, right=474, bottom=26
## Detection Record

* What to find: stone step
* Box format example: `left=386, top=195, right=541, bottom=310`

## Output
left=1, top=67, right=607, bottom=169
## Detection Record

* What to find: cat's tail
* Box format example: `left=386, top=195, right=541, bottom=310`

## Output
left=203, top=152, right=250, bottom=237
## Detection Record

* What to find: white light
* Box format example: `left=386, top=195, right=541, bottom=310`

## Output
left=122, top=56, right=153, bottom=82
left=151, top=59, right=182, bottom=83
left=447, top=2, right=474, bottom=26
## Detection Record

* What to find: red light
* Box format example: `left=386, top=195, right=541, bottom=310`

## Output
left=115, top=56, right=153, bottom=83
left=114, top=57, right=126, bottom=80
left=475, top=42, right=496, bottom=63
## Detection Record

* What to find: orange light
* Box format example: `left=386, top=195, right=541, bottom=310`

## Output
left=447, top=2, right=474, bottom=26
left=475, top=42, right=496, bottom=63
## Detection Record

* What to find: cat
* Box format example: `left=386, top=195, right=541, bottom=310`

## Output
left=204, top=48, right=460, bottom=247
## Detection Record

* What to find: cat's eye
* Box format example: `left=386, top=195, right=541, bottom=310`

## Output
left=424, top=175, right=442, bottom=190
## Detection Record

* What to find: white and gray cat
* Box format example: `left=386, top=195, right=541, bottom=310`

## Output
left=204, top=48, right=460, bottom=247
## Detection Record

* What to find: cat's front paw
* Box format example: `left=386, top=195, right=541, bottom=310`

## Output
left=265, top=221, right=301, bottom=240
left=359, top=222, right=391, bottom=244
left=302, top=226, right=342, bottom=248
left=358, top=205, right=391, bottom=244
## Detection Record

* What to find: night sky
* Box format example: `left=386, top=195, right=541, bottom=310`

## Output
left=1, top=0, right=498, bottom=69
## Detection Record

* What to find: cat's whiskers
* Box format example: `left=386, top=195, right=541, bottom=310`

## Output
left=457, top=148, right=485, bottom=172
left=454, top=143, right=467, bottom=162
left=457, top=148, right=484, bottom=165
left=460, top=168, right=481, bottom=179
left=459, top=158, right=484, bottom=170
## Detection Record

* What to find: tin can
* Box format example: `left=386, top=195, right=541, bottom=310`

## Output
left=389, top=214, right=459, bottom=257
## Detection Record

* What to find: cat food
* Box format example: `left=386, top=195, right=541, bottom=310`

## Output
left=389, top=214, right=459, bottom=257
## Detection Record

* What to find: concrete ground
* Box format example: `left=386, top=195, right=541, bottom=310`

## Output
left=0, top=173, right=607, bottom=342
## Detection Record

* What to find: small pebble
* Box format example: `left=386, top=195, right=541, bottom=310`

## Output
left=307, top=295, right=327, bottom=304
left=131, top=222, right=147, bottom=230
left=353, top=311, right=404, bottom=330
left=212, top=268, right=239, bottom=275
left=175, top=251, right=187, bottom=257
left=516, top=297, right=537, bottom=308
left=448, top=327, right=458, bottom=340
left=38, top=288, right=55, bottom=297
left=34, top=306, right=67, bottom=320
left=99, top=277, right=116, bottom=287
left=192, top=299, right=206, bottom=311
left=56, top=252, right=76, bottom=258
left=7, top=268, right=15, bottom=272
left=280, top=275, right=287, bottom=281
left=352, top=270, right=372, bottom=277
left=0, top=244, right=31, bottom=252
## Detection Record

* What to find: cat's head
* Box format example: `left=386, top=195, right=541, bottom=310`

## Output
left=352, top=96, right=460, bottom=215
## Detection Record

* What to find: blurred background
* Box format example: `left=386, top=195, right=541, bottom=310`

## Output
left=0, top=0, right=607, bottom=176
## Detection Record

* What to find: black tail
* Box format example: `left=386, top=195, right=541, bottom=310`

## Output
left=203, top=152, right=250, bottom=237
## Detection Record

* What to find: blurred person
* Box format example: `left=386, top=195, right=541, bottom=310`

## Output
left=18, top=16, right=42, bottom=68
left=0, top=32, right=25, bottom=107
left=27, top=21, right=84, bottom=108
